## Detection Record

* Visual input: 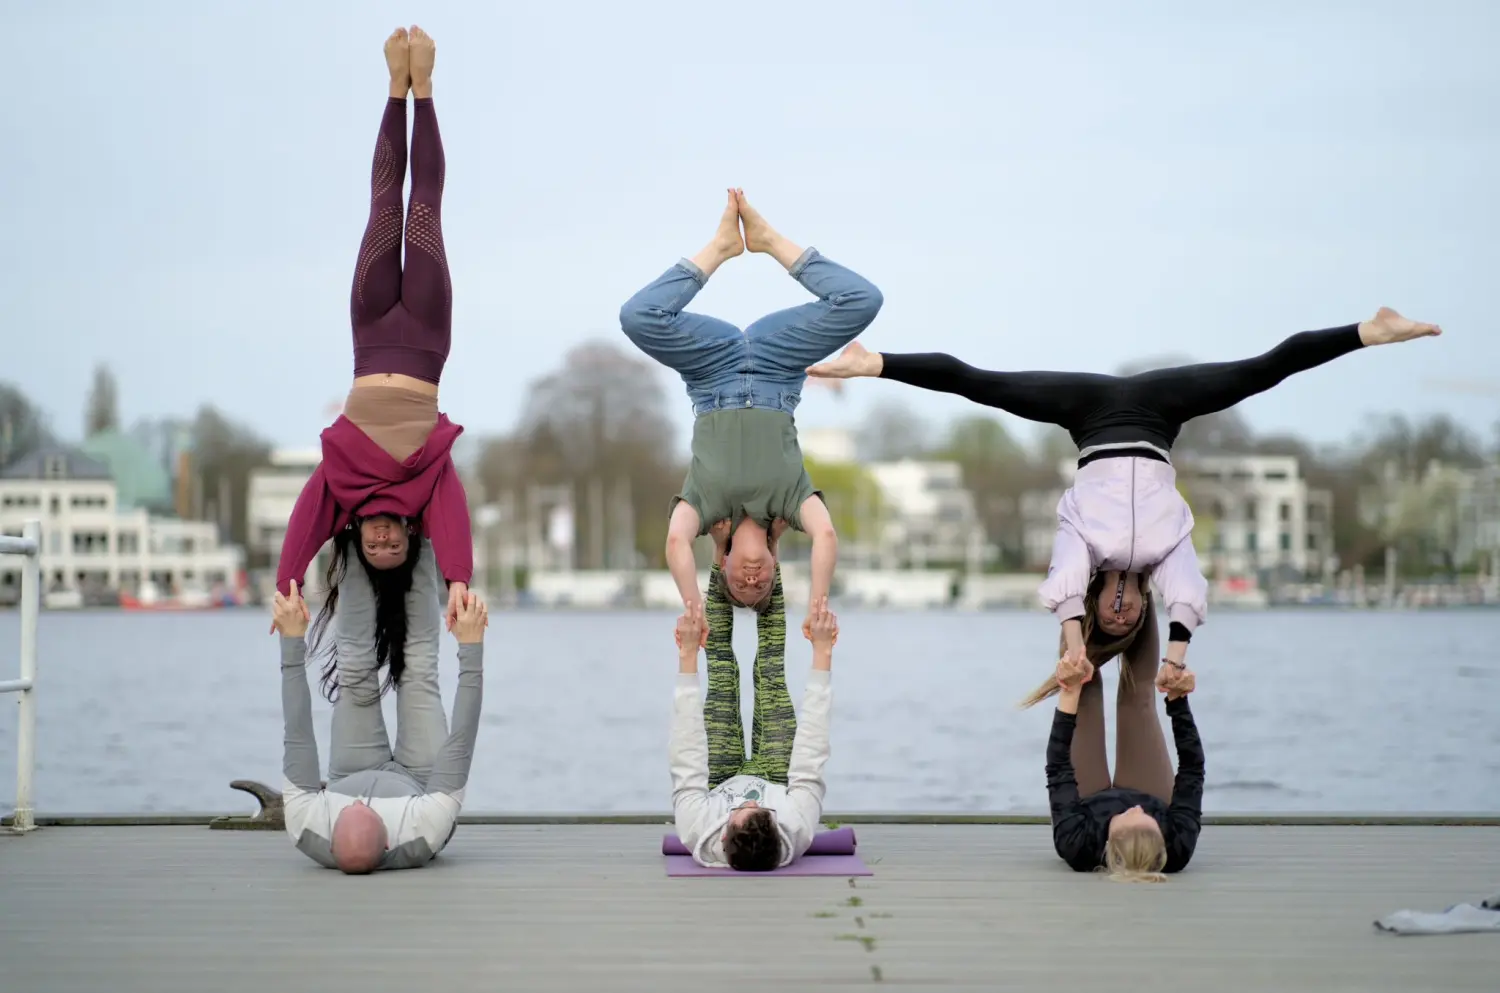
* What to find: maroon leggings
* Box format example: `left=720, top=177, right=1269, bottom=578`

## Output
left=350, top=97, right=452, bottom=385
left=1071, top=602, right=1176, bottom=802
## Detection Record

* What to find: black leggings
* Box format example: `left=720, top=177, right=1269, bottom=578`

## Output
left=877, top=324, right=1365, bottom=451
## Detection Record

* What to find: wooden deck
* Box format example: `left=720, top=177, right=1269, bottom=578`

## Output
left=2, top=823, right=1495, bottom=991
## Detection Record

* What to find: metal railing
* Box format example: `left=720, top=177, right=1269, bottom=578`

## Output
left=0, top=519, right=40, bottom=833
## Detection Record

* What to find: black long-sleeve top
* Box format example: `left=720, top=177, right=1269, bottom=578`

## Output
left=1045, top=695, right=1205, bottom=873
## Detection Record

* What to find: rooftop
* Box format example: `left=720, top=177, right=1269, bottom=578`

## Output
left=3, top=820, right=1495, bottom=991
left=79, top=428, right=174, bottom=511
left=0, top=444, right=111, bottom=481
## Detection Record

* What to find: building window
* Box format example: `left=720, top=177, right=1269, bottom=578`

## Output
left=1279, top=502, right=1292, bottom=522
left=72, top=532, right=110, bottom=555
left=1306, top=533, right=1318, bottom=551
left=1247, top=531, right=1259, bottom=552
left=1244, top=501, right=1258, bottom=523
left=1279, top=532, right=1291, bottom=551
left=49, top=495, right=60, bottom=515
left=1264, top=470, right=1289, bottom=481
left=118, top=532, right=140, bottom=555
left=1307, top=502, right=1324, bottom=521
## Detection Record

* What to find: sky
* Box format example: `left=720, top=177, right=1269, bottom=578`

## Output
left=4, top=0, right=1497, bottom=458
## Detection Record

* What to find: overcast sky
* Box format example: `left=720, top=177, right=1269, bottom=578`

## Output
left=5, top=0, right=1496, bottom=457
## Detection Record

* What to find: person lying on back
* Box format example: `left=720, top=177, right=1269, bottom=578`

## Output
left=668, top=559, right=838, bottom=870
left=273, top=579, right=488, bottom=873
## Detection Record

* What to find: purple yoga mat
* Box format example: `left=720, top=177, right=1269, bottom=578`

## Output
left=664, top=853, right=871, bottom=877
left=660, top=826, right=871, bottom=876
left=660, top=825, right=858, bottom=856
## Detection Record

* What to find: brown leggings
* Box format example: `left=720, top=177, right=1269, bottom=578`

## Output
left=1070, top=600, right=1176, bottom=802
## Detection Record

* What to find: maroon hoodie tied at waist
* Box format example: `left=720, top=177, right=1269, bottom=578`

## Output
left=274, top=413, right=473, bottom=596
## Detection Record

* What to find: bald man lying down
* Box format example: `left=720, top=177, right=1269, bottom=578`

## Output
left=271, top=554, right=488, bottom=873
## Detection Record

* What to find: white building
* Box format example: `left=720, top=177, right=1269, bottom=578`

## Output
left=1019, top=475, right=1068, bottom=570
left=1019, top=454, right=1333, bottom=581
left=1179, top=454, right=1333, bottom=580
left=1456, top=463, right=1500, bottom=573
left=799, top=427, right=858, bottom=464
left=867, top=459, right=992, bottom=568
left=247, top=448, right=321, bottom=570
left=0, top=446, right=244, bottom=602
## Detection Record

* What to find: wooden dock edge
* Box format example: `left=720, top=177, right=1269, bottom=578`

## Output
left=6, top=811, right=1500, bottom=829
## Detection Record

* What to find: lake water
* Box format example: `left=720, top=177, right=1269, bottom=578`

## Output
left=0, top=607, right=1496, bottom=815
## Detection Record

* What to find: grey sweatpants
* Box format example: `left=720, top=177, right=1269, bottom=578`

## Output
left=327, top=539, right=450, bottom=786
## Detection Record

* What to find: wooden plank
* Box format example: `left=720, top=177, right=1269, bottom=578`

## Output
left=1, top=825, right=1495, bottom=992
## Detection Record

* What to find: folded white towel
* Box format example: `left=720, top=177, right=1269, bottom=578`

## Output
left=1374, top=903, right=1500, bottom=936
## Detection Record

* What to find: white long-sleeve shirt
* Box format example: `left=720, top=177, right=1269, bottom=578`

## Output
left=279, top=637, right=483, bottom=870
left=668, top=669, right=832, bottom=868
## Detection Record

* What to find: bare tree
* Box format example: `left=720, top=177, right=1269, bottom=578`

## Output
left=85, top=364, right=120, bottom=438
left=0, top=382, right=51, bottom=469
left=482, top=340, right=683, bottom=568
left=188, top=406, right=273, bottom=555
left=856, top=399, right=932, bottom=461
left=937, top=415, right=1030, bottom=565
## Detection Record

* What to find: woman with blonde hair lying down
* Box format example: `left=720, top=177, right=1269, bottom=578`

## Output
left=1039, top=597, right=1204, bottom=882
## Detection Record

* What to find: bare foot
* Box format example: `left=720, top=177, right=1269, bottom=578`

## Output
left=734, top=189, right=805, bottom=269
left=385, top=27, right=409, bottom=97
left=807, top=341, right=882, bottom=379
left=687, top=190, right=745, bottom=277
left=409, top=25, right=435, bottom=98
left=1359, top=307, right=1442, bottom=346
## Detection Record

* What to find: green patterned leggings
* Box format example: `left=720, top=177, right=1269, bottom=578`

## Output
left=704, top=563, right=798, bottom=788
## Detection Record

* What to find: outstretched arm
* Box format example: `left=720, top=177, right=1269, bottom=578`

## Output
left=275, top=466, right=340, bottom=597
left=668, top=607, right=714, bottom=857
left=1038, top=514, right=1093, bottom=655
left=780, top=600, right=835, bottom=861
left=1046, top=683, right=1100, bottom=872
left=1162, top=694, right=1205, bottom=872
left=666, top=499, right=705, bottom=611
left=424, top=458, right=475, bottom=588
left=786, top=603, right=834, bottom=802
left=424, top=456, right=473, bottom=629
left=403, top=594, right=486, bottom=855
left=1153, top=536, right=1208, bottom=667
left=280, top=636, right=323, bottom=793
left=421, top=642, right=484, bottom=799
left=796, top=494, right=837, bottom=626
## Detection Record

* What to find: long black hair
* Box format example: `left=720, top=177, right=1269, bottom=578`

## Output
left=306, top=519, right=423, bottom=704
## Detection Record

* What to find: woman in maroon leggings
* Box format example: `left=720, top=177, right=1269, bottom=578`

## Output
left=276, top=27, right=472, bottom=703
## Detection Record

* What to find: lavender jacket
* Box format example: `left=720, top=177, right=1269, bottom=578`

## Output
left=1038, top=457, right=1208, bottom=633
